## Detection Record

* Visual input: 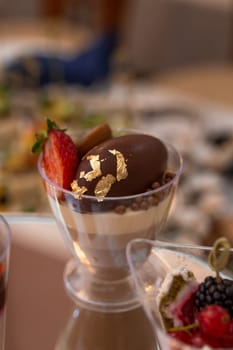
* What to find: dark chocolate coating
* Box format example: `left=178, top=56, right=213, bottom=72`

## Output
left=76, top=134, right=168, bottom=197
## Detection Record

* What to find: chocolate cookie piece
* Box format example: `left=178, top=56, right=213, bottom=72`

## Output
left=76, top=123, right=112, bottom=158
left=74, top=133, right=168, bottom=199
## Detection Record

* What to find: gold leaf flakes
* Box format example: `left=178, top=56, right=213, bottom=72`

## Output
left=109, top=149, right=128, bottom=182
left=71, top=180, right=87, bottom=199
left=94, top=174, right=116, bottom=201
left=81, top=155, right=102, bottom=182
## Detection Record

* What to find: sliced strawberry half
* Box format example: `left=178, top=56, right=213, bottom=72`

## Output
left=33, top=119, right=78, bottom=190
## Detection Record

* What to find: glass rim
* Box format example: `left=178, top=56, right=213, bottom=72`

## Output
left=0, top=215, right=11, bottom=262
left=37, top=141, right=183, bottom=201
left=126, top=238, right=233, bottom=264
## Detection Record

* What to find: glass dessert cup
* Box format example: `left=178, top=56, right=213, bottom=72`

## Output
left=38, top=134, right=182, bottom=349
left=38, top=141, right=182, bottom=281
left=127, top=239, right=233, bottom=350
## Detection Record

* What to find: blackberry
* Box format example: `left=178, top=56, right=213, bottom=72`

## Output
left=195, top=237, right=233, bottom=317
left=195, top=276, right=233, bottom=317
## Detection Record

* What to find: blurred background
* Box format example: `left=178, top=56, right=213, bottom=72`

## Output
left=0, top=1, right=233, bottom=349
left=0, top=0, right=233, bottom=245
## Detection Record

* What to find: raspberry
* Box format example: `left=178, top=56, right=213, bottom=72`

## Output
left=219, top=320, right=233, bottom=348
left=202, top=334, right=222, bottom=348
left=198, top=304, right=231, bottom=338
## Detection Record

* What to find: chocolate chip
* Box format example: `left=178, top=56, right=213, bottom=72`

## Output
left=131, top=202, right=140, bottom=211
left=135, top=196, right=143, bottom=204
left=140, top=200, right=149, bottom=210
left=115, top=205, right=126, bottom=214
left=153, top=191, right=164, bottom=203
left=162, top=171, right=176, bottom=184
left=151, top=181, right=160, bottom=189
left=153, top=197, right=159, bottom=206
left=147, top=196, right=156, bottom=206
left=147, top=196, right=159, bottom=205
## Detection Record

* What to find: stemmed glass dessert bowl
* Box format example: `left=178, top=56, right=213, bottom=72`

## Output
left=37, top=126, right=183, bottom=349
left=38, top=139, right=182, bottom=281
left=127, top=238, right=233, bottom=350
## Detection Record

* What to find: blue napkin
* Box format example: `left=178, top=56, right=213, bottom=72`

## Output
left=4, top=31, right=117, bottom=87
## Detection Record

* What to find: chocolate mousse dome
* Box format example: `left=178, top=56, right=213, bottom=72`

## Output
left=75, top=133, right=168, bottom=198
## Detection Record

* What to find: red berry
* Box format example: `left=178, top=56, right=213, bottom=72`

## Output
left=190, top=330, right=206, bottom=347
left=228, top=319, right=233, bottom=334
left=202, top=333, right=223, bottom=348
left=222, top=334, right=233, bottom=348
left=169, top=328, right=224, bottom=348
left=168, top=285, right=198, bottom=327
left=42, top=129, right=78, bottom=190
left=221, top=320, right=233, bottom=348
left=178, top=288, right=198, bottom=325
left=168, top=330, right=192, bottom=344
left=198, top=304, right=231, bottom=338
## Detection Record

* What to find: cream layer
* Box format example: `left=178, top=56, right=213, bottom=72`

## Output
left=49, top=194, right=172, bottom=237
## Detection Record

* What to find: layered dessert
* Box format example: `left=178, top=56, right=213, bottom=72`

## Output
left=156, top=267, right=199, bottom=330
left=35, top=120, right=180, bottom=279
left=153, top=238, right=233, bottom=349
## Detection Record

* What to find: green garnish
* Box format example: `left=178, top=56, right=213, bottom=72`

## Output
left=47, top=118, right=59, bottom=131
left=208, top=237, right=231, bottom=281
left=168, top=322, right=199, bottom=335
left=31, top=118, right=65, bottom=153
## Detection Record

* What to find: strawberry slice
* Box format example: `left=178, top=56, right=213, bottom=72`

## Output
left=33, top=119, right=78, bottom=190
